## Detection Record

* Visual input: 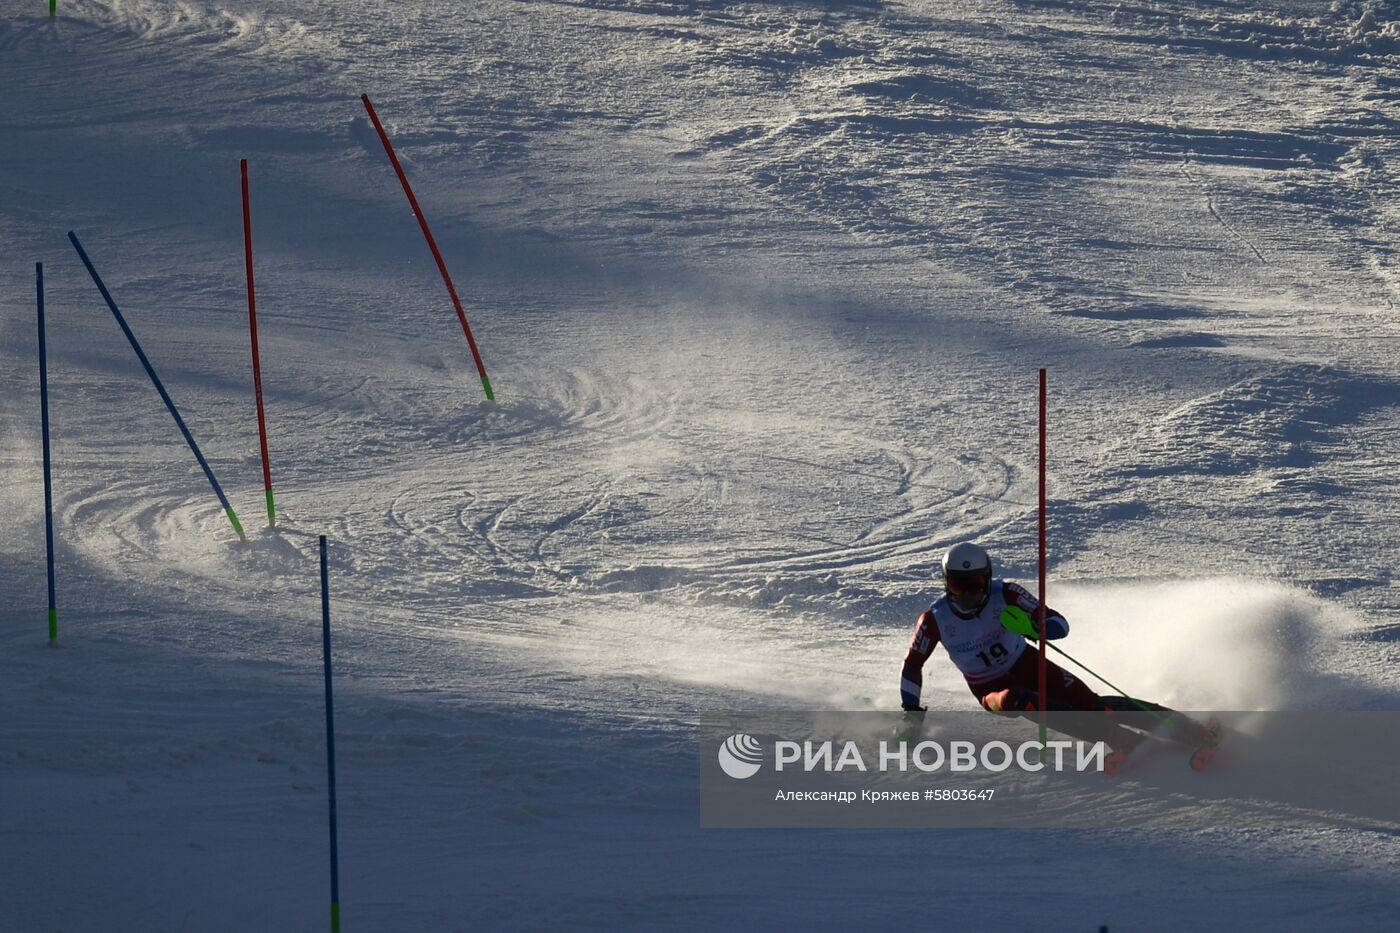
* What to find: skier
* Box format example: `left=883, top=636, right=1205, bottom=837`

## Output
left=899, top=542, right=1214, bottom=771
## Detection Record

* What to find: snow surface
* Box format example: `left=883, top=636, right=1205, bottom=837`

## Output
left=3, top=0, right=1400, bottom=929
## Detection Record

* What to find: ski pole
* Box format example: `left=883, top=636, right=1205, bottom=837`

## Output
left=1001, top=605, right=1175, bottom=726
left=1042, top=641, right=1174, bottom=724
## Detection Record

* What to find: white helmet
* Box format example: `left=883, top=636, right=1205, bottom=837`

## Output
left=941, top=542, right=993, bottom=612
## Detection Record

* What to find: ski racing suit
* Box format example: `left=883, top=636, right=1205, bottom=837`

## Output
left=896, top=580, right=1208, bottom=753
left=899, top=579, right=1099, bottom=714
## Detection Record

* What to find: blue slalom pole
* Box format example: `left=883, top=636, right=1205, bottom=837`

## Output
left=66, top=232, right=246, bottom=541
left=37, top=263, right=58, bottom=645
left=320, top=535, right=342, bottom=932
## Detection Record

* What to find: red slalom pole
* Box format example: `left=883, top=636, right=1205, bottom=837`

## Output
left=360, top=93, right=494, bottom=401
left=1037, top=368, right=1048, bottom=746
left=242, top=159, right=276, bottom=528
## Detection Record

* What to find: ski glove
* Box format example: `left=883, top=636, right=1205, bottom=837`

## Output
left=1000, top=605, right=1068, bottom=640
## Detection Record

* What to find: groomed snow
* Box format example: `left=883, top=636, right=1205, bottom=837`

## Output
left=3, top=1, right=1399, bottom=929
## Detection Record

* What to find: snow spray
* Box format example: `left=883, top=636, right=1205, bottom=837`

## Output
left=360, top=93, right=494, bottom=401
left=1051, top=579, right=1342, bottom=710
left=66, top=232, right=247, bottom=542
left=36, top=263, right=57, bottom=644
left=241, top=160, right=277, bottom=528
left=320, top=535, right=342, bottom=932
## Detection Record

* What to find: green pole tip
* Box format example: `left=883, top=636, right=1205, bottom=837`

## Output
left=48, top=608, right=58, bottom=644
left=480, top=373, right=495, bottom=401
left=331, top=901, right=341, bottom=932
left=264, top=488, right=277, bottom=529
left=225, top=506, right=246, bottom=541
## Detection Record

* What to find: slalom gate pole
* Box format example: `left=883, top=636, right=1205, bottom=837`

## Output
left=37, top=263, right=58, bottom=644
left=320, top=535, right=342, bottom=933
left=360, top=93, right=494, bottom=401
left=1037, top=368, right=1048, bottom=747
left=241, top=160, right=276, bottom=528
left=50, top=0, right=56, bottom=18
left=67, top=232, right=247, bottom=542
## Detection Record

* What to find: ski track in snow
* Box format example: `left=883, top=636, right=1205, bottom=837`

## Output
left=4, top=1, right=1400, bottom=930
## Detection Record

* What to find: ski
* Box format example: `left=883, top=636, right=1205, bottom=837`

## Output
left=1188, top=716, right=1223, bottom=772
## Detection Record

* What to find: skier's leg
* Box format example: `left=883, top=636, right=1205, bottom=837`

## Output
left=975, top=665, right=1142, bottom=754
left=1101, top=696, right=1170, bottom=713
left=1040, top=657, right=1107, bottom=711
left=1031, top=659, right=1147, bottom=753
left=978, top=686, right=1035, bottom=713
left=973, top=653, right=1097, bottom=713
left=1099, top=696, right=1213, bottom=746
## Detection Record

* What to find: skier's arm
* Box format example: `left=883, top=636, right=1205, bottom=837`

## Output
left=1003, top=581, right=1068, bottom=639
left=900, top=611, right=940, bottom=710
